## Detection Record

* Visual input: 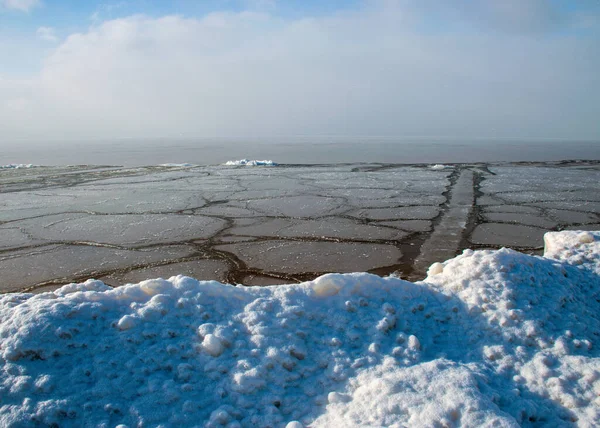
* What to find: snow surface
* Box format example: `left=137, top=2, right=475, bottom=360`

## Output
left=0, top=231, right=599, bottom=427
left=158, top=163, right=196, bottom=167
left=0, top=164, right=36, bottom=169
left=225, top=159, right=278, bottom=166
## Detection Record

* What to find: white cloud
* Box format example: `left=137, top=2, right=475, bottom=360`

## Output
left=1, top=1, right=599, bottom=140
left=1, top=0, right=40, bottom=12
left=36, top=26, right=58, bottom=42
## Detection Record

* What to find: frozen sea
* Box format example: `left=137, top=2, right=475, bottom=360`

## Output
left=0, top=152, right=599, bottom=292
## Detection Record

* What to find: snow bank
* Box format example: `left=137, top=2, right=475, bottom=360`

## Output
left=224, top=159, right=278, bottom=166
left=0, top=231, right=598, bottom=427
left=0, top=164, right=36, bottom=169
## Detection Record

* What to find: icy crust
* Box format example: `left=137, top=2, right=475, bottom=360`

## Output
left=0, top=232, right=598, bottom=427
left=224, top=159, right=278, bottom=166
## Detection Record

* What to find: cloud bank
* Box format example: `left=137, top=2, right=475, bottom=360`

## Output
left=1, top=1, right=599, bottom=140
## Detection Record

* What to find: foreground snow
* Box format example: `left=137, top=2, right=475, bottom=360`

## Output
left=0, top=231, right=599, bottom=427
left=224, top=159, right=278, bottom=166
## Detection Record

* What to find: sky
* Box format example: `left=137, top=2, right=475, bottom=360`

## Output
left=1, top=0, right=599, bottom=142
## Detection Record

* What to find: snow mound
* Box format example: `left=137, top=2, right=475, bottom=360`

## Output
left=224, top=159, right=278, bottom=166
left=0, top=231, right=599, bottom=427
left=0, top=164, right=36, bottom=169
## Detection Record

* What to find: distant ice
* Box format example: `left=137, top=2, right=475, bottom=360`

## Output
left=158, top=163, right=196, bottom=167
left=0, top=164, right=36, bottom=169
left=225, top=159, right=278, bottom=166
left=0, top=231, right=599, bottom=427
left=430, top=164, right=450, bottom=170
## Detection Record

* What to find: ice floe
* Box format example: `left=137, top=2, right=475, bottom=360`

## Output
left=0, top=231, right=598, bottom=427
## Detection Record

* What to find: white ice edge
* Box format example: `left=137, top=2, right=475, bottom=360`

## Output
left=0, top=230, right=599, bottom=427
left=0, top=164, right=37, bottom=169
left=224, top=159, right=278, bottom=166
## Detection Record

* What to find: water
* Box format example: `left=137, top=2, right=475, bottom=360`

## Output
left=2, top=137, right=599, bottom=166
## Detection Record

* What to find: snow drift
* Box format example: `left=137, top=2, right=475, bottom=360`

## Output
left=0, top=231, right=599, bottom=427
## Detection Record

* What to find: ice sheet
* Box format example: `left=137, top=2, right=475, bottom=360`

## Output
left=0, top=245, right=195, bottom=292
left=470, top=223, right=548, bottom=247
left=215, top=240, right=403, bottom=274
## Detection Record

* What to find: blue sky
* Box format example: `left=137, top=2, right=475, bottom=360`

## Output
left=1, top=0, right=599, bottom=141
left=1, top=1, right=362, bottom=35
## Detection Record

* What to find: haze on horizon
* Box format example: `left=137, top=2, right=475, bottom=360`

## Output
left=1, top=0, right=599, bottom=144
